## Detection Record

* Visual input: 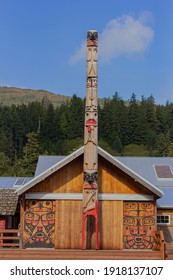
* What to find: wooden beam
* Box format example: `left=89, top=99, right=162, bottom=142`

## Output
left=25, top=192, right=154, bottom=201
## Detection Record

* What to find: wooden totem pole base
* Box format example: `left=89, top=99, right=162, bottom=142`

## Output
left=82, top=201, right=99, bottom=250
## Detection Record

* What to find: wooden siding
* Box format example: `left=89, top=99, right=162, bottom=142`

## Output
left=157, top=209, right=173, bottom=243
left=30, top=156, right=83, bottom=193
left=99, top=200, right=123, bottom=249
left=55, top=200, right=123, bottom=250
left=98, top=155, right=152, bottom=194
left=28, top=155, right=151, bottom=196
left=55, top=200, right=82, bottom=249
left=21, top=198, right=158, bottom=250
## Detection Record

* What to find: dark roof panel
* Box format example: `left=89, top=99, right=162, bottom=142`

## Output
left=154, top=165, right=173, bottom=179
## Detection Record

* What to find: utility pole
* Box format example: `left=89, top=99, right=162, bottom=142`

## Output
left=82, top=30, right=99, bottom=249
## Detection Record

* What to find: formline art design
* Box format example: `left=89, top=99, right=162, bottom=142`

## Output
left=123, top=202, right=155, bottom=249
left=82, top=30, right=99, bottom=249
left=24, top=200, right=55, bottom=248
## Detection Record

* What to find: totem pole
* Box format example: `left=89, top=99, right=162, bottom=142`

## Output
left=82, top=30, right=99, bottom=249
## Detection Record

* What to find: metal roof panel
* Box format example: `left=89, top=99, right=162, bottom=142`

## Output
left=35, top=155, right=66, bottom=176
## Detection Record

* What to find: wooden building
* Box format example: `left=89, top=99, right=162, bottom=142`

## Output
left=14, top=146, right=164, bottom=250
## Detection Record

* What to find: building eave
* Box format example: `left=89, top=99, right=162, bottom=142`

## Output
left=16, top=146, right=163, bottom=198
left=98, top=147, right=163, bottom=198
left=16, top=146, right=84, bottom=195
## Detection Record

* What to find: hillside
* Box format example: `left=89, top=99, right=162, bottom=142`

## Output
left=0, top=86, right=71, bottom=107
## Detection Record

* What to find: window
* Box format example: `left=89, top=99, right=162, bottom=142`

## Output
left=6, top=216, right=13, bottom=228
left=157, top=215, right=170, bottom=225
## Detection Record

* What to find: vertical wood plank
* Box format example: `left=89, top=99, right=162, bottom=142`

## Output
left=54, top=200, right=59, bottom=249
left=56, top=200, right=82, bottom=249
left=20, top=194, right=25, bottom=249
left=99, top=200, right=123, bottom=250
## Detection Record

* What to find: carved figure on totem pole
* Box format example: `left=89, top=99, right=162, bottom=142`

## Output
left=86, top=78, right=98, bottom=110
left=82, top=30, right=99, bottom=250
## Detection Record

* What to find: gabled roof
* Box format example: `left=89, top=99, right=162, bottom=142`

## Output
left=16, top=147, right=84, bottom=195
left=34, top=155, right=66, bottom=177
left=116, top=156, right=173, bottom=209
left=98, top=147, right=163, bottom=197
left=116, top=157, right=173, bottom=188
left=16, top=146, right=163, bottom=197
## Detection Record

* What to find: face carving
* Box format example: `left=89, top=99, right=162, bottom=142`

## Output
left=87, top=31, right=98, bottom=47
left=24, top=200, right=55, bottom=248
left=123, top=202, right=155, bottom=249
left=85, top=111, right=97, bottom=133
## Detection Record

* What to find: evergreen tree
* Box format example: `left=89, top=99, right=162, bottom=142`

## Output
left=168, top=142, right=173, bottom=156
left=21, top=132, right=40, bottom=176
left=123, top=144, right=149, bottom=156
left=155, top=133, right=171, bottom=156
left=0, top=152, right=12, bottom=176
left=66, top=94, right=84, bottom=139
left=128, top=93, right=142, bottom=144
left=99, top=93, right=128, bottom=150
left=139, top=95, right=158, bottom=146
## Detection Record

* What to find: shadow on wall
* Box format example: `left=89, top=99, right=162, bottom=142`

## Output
left=158, top=225, right=173, bottom=243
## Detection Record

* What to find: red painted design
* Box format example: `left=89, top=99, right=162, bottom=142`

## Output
left=86, top=118, right=97, bottom=126
left=123, top=202, right=155, bottom=249
left=24, top=200, right=55, bottom=248
left=83, top=182, right=97, bottom=189
left=82, top=200, right=99, bottom=249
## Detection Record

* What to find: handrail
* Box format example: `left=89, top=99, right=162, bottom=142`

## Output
left=0, top=229, right=21, bottom=248
left=155, top=230, right=165, bottom=259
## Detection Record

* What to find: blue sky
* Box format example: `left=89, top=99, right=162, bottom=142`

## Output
left=0, top=0, right=172, bottom=104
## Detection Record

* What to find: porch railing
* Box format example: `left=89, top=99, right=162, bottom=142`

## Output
left=155, top=230, right=165, bottom=259
left=0, top=229, right=21, bottom=248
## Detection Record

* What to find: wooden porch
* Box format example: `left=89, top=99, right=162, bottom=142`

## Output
left=0, top=248, right=163, bottom=260
left=0, top=229, right=168, bottom=260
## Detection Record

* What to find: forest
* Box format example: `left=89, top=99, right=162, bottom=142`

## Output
left=0, top=93, right=173, bottom=177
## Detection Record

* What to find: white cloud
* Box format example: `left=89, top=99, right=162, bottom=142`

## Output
left=69, top=41, right=86, bottom=64
left=70, top=13, right=154, bottom=64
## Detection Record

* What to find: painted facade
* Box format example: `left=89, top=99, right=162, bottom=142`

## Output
left=12, top=147, right=165, bottom=250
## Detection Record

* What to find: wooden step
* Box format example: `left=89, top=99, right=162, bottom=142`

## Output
left=0, top=249, right=162, bottom=260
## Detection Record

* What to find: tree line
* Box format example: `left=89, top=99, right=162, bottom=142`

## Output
left=0, top=93, right=173, bottom=176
